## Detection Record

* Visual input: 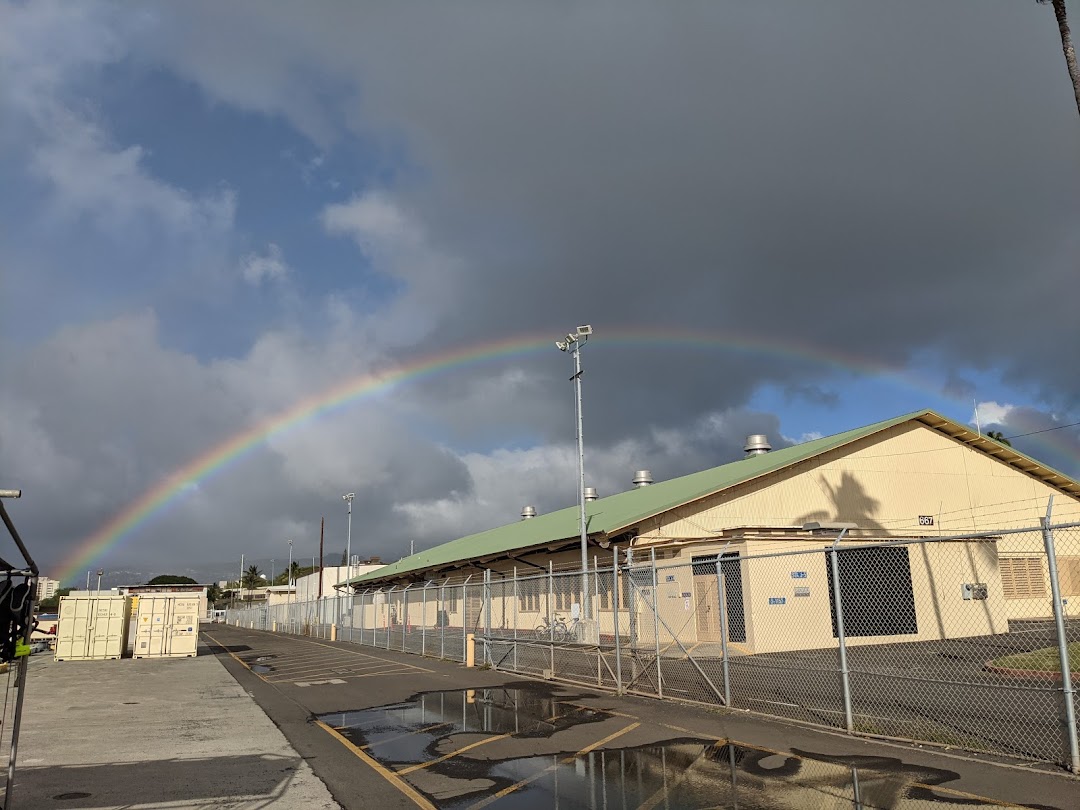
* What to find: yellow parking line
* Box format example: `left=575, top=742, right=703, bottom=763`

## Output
left=203, top=632, right=266, bottom=680
left=263, top=659, right=395, bottom=677
left=315, top=720, right=436, bottom=810
left=467, top=722, right=641, bottom=810
left=361, top=722, right=453, bottom=750
left=395, top=733, right=512, bottom=776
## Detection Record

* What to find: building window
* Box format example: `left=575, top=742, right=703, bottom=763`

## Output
left=518, top=577, right=542, bottom=613
left=1000, top=557, right=1047, bottom=600
left=826, top=546, right=918, bottom=637
left=555, top=577, right=580, bottom=613
left=597, top=573, right=630, bottom=610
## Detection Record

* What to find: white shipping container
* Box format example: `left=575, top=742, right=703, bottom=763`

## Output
left=55, top=595, right=130, bottom=661
left=133, top=595, right=200, bottom=658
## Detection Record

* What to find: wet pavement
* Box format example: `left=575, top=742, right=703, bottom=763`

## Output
left=322, top=687, right=1019, bottom=809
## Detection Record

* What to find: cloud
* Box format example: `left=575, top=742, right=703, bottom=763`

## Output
left=240, top=243, right=289, bottom=285
left=974, top=401, right=1014, bottom=428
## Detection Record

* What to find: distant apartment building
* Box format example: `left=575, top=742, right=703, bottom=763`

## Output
left=36, top=577, right=60, bottom=602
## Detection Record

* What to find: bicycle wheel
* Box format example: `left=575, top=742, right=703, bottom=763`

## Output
left=534, top=624, right=550, bottom=640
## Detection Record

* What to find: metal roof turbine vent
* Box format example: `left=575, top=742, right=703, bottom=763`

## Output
left=744, top=434, right=772, bottom=457
left=521, top=505, right=537, bottom=520
left=583, top=487, right=598, bottom=502
left=632, top=470, right=653, bottom=488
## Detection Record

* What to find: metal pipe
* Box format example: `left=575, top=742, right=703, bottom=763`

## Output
left=715, top=555, right=732, bottom=707
left=513, top=567, right=519, bottom=672
left=613, top=546, right=623, bottom=694
left=1042, top=502, right=1080, bottom=772
left=829, top=531, right=855, bottom=733
left=651, top=548, right=662, bottom=699
left=572, top=338, right=590, bottom=616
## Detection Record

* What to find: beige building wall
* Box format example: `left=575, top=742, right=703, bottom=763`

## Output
left=638, top=422, right=1080, bottom=542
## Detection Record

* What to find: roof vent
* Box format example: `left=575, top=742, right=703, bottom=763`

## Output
left=632, top=470, right=653, bottom=488
left=583, top=487, right=599, bottom=502
left=744, top=434, right=772, bottom=457
left=521, top=505, right=537, bottom=520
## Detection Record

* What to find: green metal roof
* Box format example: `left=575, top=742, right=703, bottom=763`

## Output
left=345, top=408, right=1080, bottom=587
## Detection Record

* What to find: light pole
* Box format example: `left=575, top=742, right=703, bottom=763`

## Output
left=270, top=559, right=275, bottom=584
left=288, top=539, right=294, bottom=586
left=95, top=569, right=104, bottom=594
left=556, top=324, right=593, bottom=617
left=343, top=493, right=355, bottom=584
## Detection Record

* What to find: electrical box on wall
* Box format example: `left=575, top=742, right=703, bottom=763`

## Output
left=961, top=583, right=988, bottom=601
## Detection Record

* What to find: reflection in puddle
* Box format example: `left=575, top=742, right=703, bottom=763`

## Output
left=321, top=689, right=1012, bottom=809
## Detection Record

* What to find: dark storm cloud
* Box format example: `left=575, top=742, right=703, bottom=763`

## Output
left=144, top=1, right=1080, bottom=421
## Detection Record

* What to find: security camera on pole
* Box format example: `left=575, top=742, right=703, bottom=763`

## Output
left=556, top=325, right=593, bottom=620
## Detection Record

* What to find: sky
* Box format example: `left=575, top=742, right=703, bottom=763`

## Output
left=2, top=1, right=1080, bottom=586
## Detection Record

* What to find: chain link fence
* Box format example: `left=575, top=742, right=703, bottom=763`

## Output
left=226, top=520, right=1080, bottom=771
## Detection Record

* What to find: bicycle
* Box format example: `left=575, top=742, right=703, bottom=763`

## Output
left=534, top=614, right=580, bottom=642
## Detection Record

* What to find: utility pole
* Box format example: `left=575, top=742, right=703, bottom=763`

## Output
left=318, top=518, right=325, bottom=600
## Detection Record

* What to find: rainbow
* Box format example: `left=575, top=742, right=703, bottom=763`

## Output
left=57, top=328, right=1072, bottom=583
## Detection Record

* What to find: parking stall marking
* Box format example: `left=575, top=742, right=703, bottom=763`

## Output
left=394, top=733, right=513, bottom=776
left=465, top=722, right=642, bottom=810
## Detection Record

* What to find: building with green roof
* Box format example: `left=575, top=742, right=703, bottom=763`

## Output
left=342, top=409, right=1080, bottom=652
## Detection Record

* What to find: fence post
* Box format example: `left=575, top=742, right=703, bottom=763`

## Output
left=613, top=546, right=623, bottom=694
left=422, top=582, right=428, bottom=657
left=829, top=543, right=855, bottom=733
left=402, top=584, right=411, bottom=652
left=462, top=576, right=470, bottom=665
left=441, top=579, right=448, bottom=659
left=386, top=587, right=394, bottom=651
left=714, top=555, right=732, bottom=707
left=484, top=569, right=492, bottom=666
left=513, top=567, right=519, bottom=672
left=651, top=548, right=663, bottom=699
left=1042, top=512, right=1080, bottom=772
left=549, top=562, right=555, bottom=678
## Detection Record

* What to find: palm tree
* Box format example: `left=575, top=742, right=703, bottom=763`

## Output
left=241, top=565, right=263, bottom=590
left=985, top=430, right=1013, bottom=447
left=1039, top=0, right=1080, bottom=117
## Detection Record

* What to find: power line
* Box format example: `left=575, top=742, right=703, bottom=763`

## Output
left=1005, top=420, right=1080, bottom=441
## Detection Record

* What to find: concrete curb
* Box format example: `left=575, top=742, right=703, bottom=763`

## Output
left=984, top=662, right=1080, bottom=682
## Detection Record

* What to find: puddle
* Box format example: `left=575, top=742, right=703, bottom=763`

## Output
left=321, top=688, right=1012, bottom=809
left=251, top=664, right=272, bottom=674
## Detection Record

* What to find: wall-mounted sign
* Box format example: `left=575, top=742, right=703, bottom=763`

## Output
left=791, top=571, right=807, bottom=579
left=794, top=586, right=810, bottom=597
left=768, top=597, right=787, bottom=605
left=918, top=515, right=935, bottom=526
left=681, top=592, right=692, bottom=598
left=665, top=575, right=676, bottom=583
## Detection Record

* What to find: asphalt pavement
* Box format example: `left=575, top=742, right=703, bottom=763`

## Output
left=202, top=624, right=1080, bottom=810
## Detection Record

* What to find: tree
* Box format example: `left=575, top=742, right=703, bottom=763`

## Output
left=39, top=587, right=72, bottom=612
left=1038, top=0, right=1080, bottom=117
left=206, top=583, right=222, bottom=605
left=241, top=565, right=264, bottom=590
left=985, top=430, right=1013, bottom=447
left=145, top=575, right=198, bottom=586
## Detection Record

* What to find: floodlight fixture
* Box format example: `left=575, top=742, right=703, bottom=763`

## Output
left=555, top=341, right=568, bottom=351
left=576, top=325, right=593, bottom=337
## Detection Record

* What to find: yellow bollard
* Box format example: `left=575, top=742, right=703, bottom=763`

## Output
left=272, top=621, right=277, bottom=632
left=466, top=633, right=475, bottom=667
left=331, top=624, right=338, bottom=641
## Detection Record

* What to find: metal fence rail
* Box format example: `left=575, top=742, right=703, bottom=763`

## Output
left=226, top=519, right=1080, bottom=771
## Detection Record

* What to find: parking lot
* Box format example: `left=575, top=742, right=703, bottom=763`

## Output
left=203, top=624, right=1079, bottom=810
